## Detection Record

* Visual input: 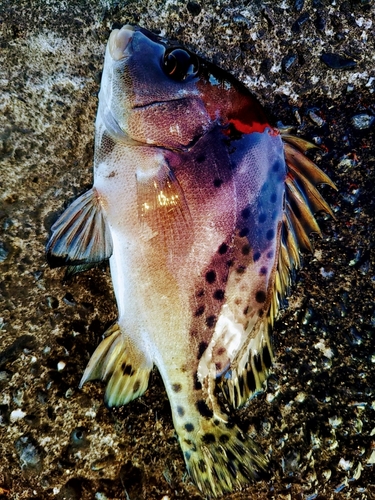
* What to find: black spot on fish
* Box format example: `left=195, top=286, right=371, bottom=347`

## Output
left=205, top=270, right=216, bottom=283
left=241, top=206, right=251, bottom=219
left=238, top=375, right=245, bottom=396
left=198, top=341, right=207, bottom=359
left=255, top=290, right=266, bottom=303
left=239, top=227, right=249, bottom=237
left=242, top=244, right=250, bottom=255
left=239, top=463, right=252, bottom=479
left=218, top=242, right=228, bottom=254
left=217, top=347, right=225, bottom=356
left=247, top=369, right=256, bottom=392
left=226, top=449, right=236, bottom=462
left=213, top=178, right=223, bottom=187
left=196, top=400, right=213, bottom=418
left=270, top=192, right=277, bottom=203
left=123, top=364, right=134, bottom=376
left=133, top=380, right=140, bottom=393
left=205, top=315, right=216, bottom=328
left=202, top=433, right=215, bottom=444
left=233, top=384, right=239, bottom=405
left=198, top=459, right=206, bottom=472
left=237, top=444, right=247, bottom=457
left=196, top=289, right=205, bottom=297
left=172, top=383, right=182, bottom=393
left=226, top=259, right=234, bottom=267
left=259, top=213, right=267, bottom=223
left=213, top=289, right=224, bottom=301
left=267, top=250, right=273, bottom=259
left=236, top=265, right=246, bottom=274
left=106, top=171, right=116, bottom=178
left=185, top=423, right=194, bottom=432
left=177, top=406, right=185, bottom=417
left=215, top=362, right=222, bottom=371
left=194, top=372, right=202, bottom=390
left=254, top=353, right=262, bottom=373
left=228, top=461, right=237, bottom=478
left=219, top=434, right=230, bottom=444
left=243, top=306, right=249, bottom=315
left=266, top=229, right=275, bottom=240
left=260, top=266, right=267, bottom=275
left=263, top=344, right=272, bottom=369
left=184, top=451, right=191, bottom=461
left=273, top=159, right=283, bottom=172
left=196, top=153, right=206, bottom=163
left=253, top=251, right=261, bottom=262
left=195, top=305, right=205, bottom=316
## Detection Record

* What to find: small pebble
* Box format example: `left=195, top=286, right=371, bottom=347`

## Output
left=10, top=409, right=26, bottom=422
left=308, top=110, right=325, bottom=127
left=282, top=53, right=298, bottom=73
left=0, top=242, right=9, bottom=263
left=292, top=12, right=310, bottom=32
left=351, top=114, right=374, bottom=130
left=57, top=361, right=66, bottom=371
left=15, top=435, right=42, bottom=470
left=320, top=53, right=357, bottom=70
left=294, top=0, right=305, bottom=12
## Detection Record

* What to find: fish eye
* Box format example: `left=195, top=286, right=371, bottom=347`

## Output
left=163, top=48, right=199, bottom=80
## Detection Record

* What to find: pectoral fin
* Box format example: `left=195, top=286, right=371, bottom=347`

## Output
left=46, top=188, right=113, bottom=269
left=80, top=323, right=153, bottom=407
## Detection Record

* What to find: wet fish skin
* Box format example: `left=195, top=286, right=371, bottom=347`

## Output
left=46, top=25, right=335, bottom=497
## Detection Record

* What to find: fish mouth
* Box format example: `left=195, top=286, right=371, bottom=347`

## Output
left=108, top=25, right=135, bottom=61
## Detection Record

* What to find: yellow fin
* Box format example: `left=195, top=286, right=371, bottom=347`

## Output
left=272, top=134, right=336, bottom=314
left=179, top=413, right=267, bottom=497
left=79, top=323, right=152, bottom=407
left=219, top=317, right=274, bottom=409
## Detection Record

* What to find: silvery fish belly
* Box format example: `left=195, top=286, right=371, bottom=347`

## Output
left=46, top=25, right=336, bottom=497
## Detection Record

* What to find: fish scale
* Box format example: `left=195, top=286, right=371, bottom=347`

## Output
left=46, top=25, right=336, bottom=497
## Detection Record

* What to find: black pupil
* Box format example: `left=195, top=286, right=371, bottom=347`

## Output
left=164, top=49, right=198, bottom=80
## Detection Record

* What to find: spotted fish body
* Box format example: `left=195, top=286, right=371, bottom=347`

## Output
left=47, top=26, right=336, bottom=497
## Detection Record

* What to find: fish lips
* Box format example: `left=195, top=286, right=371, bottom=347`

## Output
left=108, top=25, right=135, bottom=61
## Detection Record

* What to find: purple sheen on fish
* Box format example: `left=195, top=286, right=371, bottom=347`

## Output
left=46, top=25, right=336, bottom=497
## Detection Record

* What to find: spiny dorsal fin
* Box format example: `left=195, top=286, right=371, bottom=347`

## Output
left=46, top=188, right=113, bottom=269
left=79, top=322, right=153, bottom=407
left=272, top=133, right=336, bottom=317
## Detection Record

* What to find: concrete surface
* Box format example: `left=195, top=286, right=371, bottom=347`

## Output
left=1, top=0, right=374, bottom=498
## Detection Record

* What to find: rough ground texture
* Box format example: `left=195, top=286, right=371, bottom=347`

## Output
left=0, top=0, right=374, bottom=499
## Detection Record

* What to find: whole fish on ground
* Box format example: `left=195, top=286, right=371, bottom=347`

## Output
left=46, top=25, right=336, bottom=497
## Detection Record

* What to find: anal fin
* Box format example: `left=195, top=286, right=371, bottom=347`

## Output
left=79, top=322, right=153, bottom=407
left=220, top=317, right=273, bottom=409
left=46, top=188, right=113, bottom=269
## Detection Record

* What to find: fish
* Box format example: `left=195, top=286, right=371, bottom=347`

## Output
left=46, top=25, right=336, bottom=497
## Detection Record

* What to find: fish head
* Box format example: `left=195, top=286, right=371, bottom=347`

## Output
left=99, top=25, right=271, bottom=149
left=99, top=25, right=212, bottom=148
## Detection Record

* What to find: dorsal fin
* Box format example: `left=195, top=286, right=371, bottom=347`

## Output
left=273, top=134, right=337, bottom=317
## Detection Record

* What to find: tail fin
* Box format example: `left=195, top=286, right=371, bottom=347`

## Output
left=79, top=322, right=153, bottom=407
left=177, top=413, right=267, bottom=497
